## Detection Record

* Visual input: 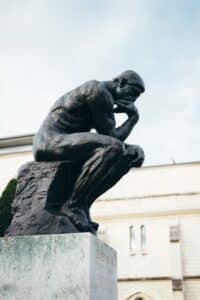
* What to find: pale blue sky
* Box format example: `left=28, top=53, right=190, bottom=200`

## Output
left=0, top=0, right=199, bottom=165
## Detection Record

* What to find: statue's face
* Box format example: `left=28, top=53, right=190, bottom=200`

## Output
left=115, top=81, right=143, bottom=102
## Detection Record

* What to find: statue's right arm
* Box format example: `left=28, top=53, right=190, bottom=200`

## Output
left=87, top=85, right=117, bottom=137
left=87, top=85, right=137, bottom=142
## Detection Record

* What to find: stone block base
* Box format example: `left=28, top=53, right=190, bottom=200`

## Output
left=7, top=161, right=98, bottom=236
left=0, top=233, right=117, bottom=300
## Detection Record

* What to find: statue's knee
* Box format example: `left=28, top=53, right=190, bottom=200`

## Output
left=113, top=141, right=124, bottom=155
left=106, top=140, right=124, bottom=157
left=34, top=149, right=46, bottom=162
left=125, top=144, right=145, bottom=168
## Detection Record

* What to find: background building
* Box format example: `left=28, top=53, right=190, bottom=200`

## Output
left=0, top=135, right=200, bottom=300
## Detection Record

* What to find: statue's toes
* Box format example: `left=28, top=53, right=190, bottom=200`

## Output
left=64, top=208, right=98, bottom=234
left=89, top=221, right=99, bottom=232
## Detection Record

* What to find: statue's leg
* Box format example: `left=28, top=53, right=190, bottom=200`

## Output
left=68, top=145, right=124, bottom=204
left=85, top=144, right=144, bottom=220
left=65, top=143, right=144, bottom=233
left=63, top=142, right=124, bottom=232
left=34, top=131, right=145, bottom=233
left=35, top=131, right=125, bottom=232
left=89, top=144, right=144, bottom=201
left=84, top=154, right=130, bottom=230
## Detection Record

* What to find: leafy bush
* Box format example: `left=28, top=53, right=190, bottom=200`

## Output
left=0, top=178, right=17, bottom=236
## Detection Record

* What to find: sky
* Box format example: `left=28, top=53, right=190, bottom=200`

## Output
left=0, top=0, right=199, bottom=166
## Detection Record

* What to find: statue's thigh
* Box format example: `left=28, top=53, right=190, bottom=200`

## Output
left=55, top=132, right=122, bottom=161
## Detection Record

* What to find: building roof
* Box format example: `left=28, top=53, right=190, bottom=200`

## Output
left=0, top=134, right=34, bottom=149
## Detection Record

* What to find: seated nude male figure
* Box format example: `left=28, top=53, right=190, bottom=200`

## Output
left=33, top=70, right=145, bottom=233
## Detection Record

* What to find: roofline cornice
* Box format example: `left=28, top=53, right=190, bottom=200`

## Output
left=0, top=134, right=34, bottom=148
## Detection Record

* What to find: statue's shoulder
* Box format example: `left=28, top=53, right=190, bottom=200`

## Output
left=81, top=80, right=107, bottom=98
left=81, top=80, right=102, bottom=93
left=83, top=81, right=112, bottom=111
left=50, top=80, right=105, bottom=111
left=50, top=91, right=70, bottom=111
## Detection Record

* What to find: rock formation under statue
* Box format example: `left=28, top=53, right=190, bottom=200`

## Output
left=7, top=70, right=145, bottom=236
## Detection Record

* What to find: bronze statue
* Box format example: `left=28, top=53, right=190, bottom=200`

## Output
left=32, top=70, right=145, bottom=233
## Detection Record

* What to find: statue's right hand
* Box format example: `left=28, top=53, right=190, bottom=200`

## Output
left=114, top=100, right=139, bottom=120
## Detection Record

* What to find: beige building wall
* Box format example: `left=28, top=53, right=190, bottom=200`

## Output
left=184, top=280, right=200, bottom=300
left=92, top=163, right=200, bottom=300
left=0, top=137, right=199, bottom=300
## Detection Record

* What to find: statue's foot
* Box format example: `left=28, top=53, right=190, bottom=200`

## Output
left=89, top=221, right=99, bottom=232
left=85, top=210, right=99, bottom=234
left=62, top=207, right=96, bottom=234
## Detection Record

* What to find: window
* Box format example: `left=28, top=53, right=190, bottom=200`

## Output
left=170, top=225, right=180, bottom=242
left=140, top=225, right=147, bottom=254
left=172, top=279, right=183, bottom=291
left=129, top=225, right=136, bottom=254
left=129, top=224, right=147, bottom=255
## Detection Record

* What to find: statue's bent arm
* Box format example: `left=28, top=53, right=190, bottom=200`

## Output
left=90, top=107, right=138, bottom=142
left=87, top=86, right=138, bottom=142
left=87, top=86, right=117, bottom=137
left=115, top=112, right=138, bottom=141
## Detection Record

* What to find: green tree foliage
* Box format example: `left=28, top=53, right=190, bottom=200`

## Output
left=0, top=178, right=17, bottom=236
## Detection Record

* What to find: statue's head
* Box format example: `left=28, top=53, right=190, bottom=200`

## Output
left=112, top=70, right=145, bottom=102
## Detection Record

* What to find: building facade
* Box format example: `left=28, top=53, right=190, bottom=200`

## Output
left=0, top=135, right=200, bottom=300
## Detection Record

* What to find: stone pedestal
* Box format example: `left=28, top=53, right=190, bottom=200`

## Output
left=0, top=233, right=117, bottom=300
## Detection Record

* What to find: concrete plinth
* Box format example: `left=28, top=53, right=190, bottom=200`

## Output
left=0, top=233, right=117, bottom=300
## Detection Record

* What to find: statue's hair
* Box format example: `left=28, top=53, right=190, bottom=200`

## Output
left=113, top=70, right=145, bottom=92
